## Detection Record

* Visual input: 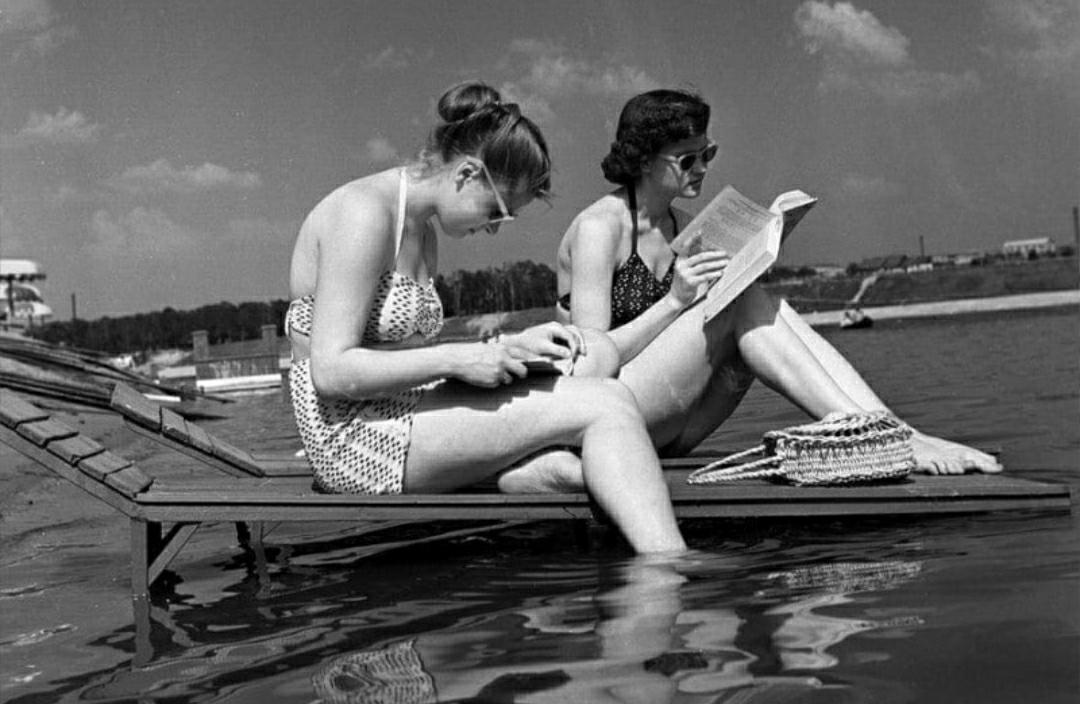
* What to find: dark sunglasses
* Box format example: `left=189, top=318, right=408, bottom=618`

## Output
left=658, top=142, right=719, bottom=172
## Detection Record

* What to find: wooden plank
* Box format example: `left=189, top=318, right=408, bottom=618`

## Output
left=110, top=382, right=162, bottom=430
left=209, top=434, right=265, bottom=477
left=147, top=523, right=200, bottom=587
left=80, top=450, right=134, bottom=480
left=184, top=420, right=215, bottom=455
left=251, top=454, right=312, bottom=476
left=0, top=388, right=50, bottom=427
left=105, top=466, right=154, bottom=497
left=48, top=434, right=107, bottom=464
left=137, top=474, right=1069, bottom=505
left=0, top=424, right=143, bottom=518
left=160, top=407, right=190, bottom=444
left=123, top=420, right=256, bottom=479
left=133, top=473, right=1070, bottom=524
left=16, top=418, right=78, bottom=447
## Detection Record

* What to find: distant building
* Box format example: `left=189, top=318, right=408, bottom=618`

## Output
left=811, top=265, right=846, bottom=278
left=1, top=258, right=54, bottom=330
left=904, top=255, right=934, bottom=273
left=1003, top=237, right=1056, bottom=257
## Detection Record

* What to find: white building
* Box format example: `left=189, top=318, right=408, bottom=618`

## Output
left=1003, top=238, right=1056, bottom=257
left=1, top=259, right=54, bottom=330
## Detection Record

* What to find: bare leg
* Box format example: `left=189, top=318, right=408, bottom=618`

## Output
left=405, top=376, right=686, bottom=554
left=494, top=329, right=618, bottom=494
left=496, top=448, right=584, bottom=493
left=614, top=285, right=861, bottom=450
left=777, top=300, right=1002, bottom=474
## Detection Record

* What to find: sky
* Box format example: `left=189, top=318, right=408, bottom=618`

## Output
left=1, top=0, right=1077, bottom=320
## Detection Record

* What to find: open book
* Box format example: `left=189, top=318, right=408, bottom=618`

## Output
left=670, top=185, right=817, bottom=320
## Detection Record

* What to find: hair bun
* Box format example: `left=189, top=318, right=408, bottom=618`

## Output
left=601, top=140, right=640, bottom=185
left=437, top=81, right=503, bottom=123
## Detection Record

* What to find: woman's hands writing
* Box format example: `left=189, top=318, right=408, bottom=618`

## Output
left=447, top=322, right=588, bottom=387
left=504, top=322, right=587, bottom=361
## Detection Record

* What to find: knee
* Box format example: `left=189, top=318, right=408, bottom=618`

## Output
left=589, top=378, right=645, bottom=424
left=734, top=284, right=782, bottom=333
left=570, top=329, right=620, bottom=378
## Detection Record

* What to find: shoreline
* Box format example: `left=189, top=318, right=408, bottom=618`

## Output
left=440, top=288, right=1080, bottom=338
left=145, top=289, right=1080, bottom=382
left=798, top=289, right=1079, bottom=327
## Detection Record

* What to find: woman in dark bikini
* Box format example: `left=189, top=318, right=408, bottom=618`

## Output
left=546, top=88, right=1000, bottom=477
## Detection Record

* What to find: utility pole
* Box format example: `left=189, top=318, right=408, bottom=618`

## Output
left=919, top=235, right=926, bottom=258
left=1072, top=206, right=1078, bottom=248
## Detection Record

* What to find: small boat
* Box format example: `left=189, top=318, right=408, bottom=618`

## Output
left=840, top=308, right=873, bottom=329
left=1, top=259, right=54, bottom=332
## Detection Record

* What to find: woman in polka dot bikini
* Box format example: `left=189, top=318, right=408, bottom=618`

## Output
left=285, top=81, right=686, bottom=555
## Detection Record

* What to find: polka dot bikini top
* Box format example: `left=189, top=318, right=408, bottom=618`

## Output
left=286, top=170, right=444, bottom=345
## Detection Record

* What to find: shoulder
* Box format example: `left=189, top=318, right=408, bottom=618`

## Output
left=302, top=170, right=398, bottom=247
left=566, top=193, right=627, bottom=250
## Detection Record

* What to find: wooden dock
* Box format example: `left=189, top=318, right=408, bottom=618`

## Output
left=0, top=385, right=1071, bottom=601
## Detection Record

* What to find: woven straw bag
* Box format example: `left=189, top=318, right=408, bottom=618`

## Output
left=688, top=411, right=915, bottom=486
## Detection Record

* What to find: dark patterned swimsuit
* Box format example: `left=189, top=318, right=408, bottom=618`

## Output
left=559, top=187, right=678, bottom=327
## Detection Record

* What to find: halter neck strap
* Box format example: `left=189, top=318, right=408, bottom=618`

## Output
left=627, top=184, right=679, bottom=254
left=394, top=169, right=408, bottom=259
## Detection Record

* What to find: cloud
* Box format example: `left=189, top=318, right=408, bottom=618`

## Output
left=838, top=173, right=904, bottom=200
left=498, top=39, right=661, bottom=123
left=0, top=0, right=74, bottom=58
left=361, top=45, right=429, bottom=70
left=46, top=184, right=88, bottom=207
left=108, top=159, right=262, bottom=195
left=0, top=0, right=53, bottom=32
left=0, top=203, right=27, bottom=255
left=1, top=108, right=102, bottom=149
left=363, top=137, right=399, bottom=164
left=795, top=1, right=980, bottom=103
left=509, top=39, right=660, bottom=97
left=225, top=217, right=297, bottom=249
left=89, top=207, right=199, bottom=255
left=795, top=1, right=909, bottom=65
left=985, top=0, right=1080, bottom=98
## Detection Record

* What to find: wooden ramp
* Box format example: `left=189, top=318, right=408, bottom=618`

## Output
left=1, top=386, right=1071, bottom=600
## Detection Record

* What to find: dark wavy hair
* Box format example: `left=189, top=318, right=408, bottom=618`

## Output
left=425, top=81, right=551, bottom=199
left=600, top=89, right=710, bottom=185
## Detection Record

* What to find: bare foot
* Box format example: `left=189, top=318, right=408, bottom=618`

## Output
left=910, top=431, right=1002, bottom=475
left=496, top=449, right=586, bottom=493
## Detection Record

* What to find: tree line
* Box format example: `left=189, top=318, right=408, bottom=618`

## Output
left=30, top=260, right=559, bottom=354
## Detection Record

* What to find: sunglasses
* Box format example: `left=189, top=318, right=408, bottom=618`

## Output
left=478, top=161, right=516, bottom=228
left=658, top=142, right=719, bottom=172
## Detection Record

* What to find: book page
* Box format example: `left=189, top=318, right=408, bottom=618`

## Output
left=771, top=190, right=817, bottom=243
left=668, top=186, right=817, bottom=320
left=670, top=186, right=777, bottom=257
left=700, top=218, right=782, bottom=319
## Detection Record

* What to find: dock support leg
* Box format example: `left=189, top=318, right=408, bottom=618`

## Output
left=130, top=519, right=200, bottom=597
left=130, top=519, right=159, bottom=599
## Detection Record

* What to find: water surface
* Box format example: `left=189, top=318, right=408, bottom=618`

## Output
left=1, top=308, right=1077, bottom=703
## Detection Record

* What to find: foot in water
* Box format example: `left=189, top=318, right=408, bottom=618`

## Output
left=496, top=449, right=586, bottom=493
left=910, top=431, right=1002, bottom=475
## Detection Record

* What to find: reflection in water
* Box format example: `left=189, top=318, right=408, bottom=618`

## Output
left=313, top=639, right=437, bottom=703
left=760, top=562, right=925, bottom=672
left=304, top=556, right=925, bottom=703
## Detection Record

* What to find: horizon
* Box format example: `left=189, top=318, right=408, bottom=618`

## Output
left=2, top=0, right=1077, bottom=319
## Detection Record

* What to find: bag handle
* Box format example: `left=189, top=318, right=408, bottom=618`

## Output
left=687, top=445, right=784, bottom=484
